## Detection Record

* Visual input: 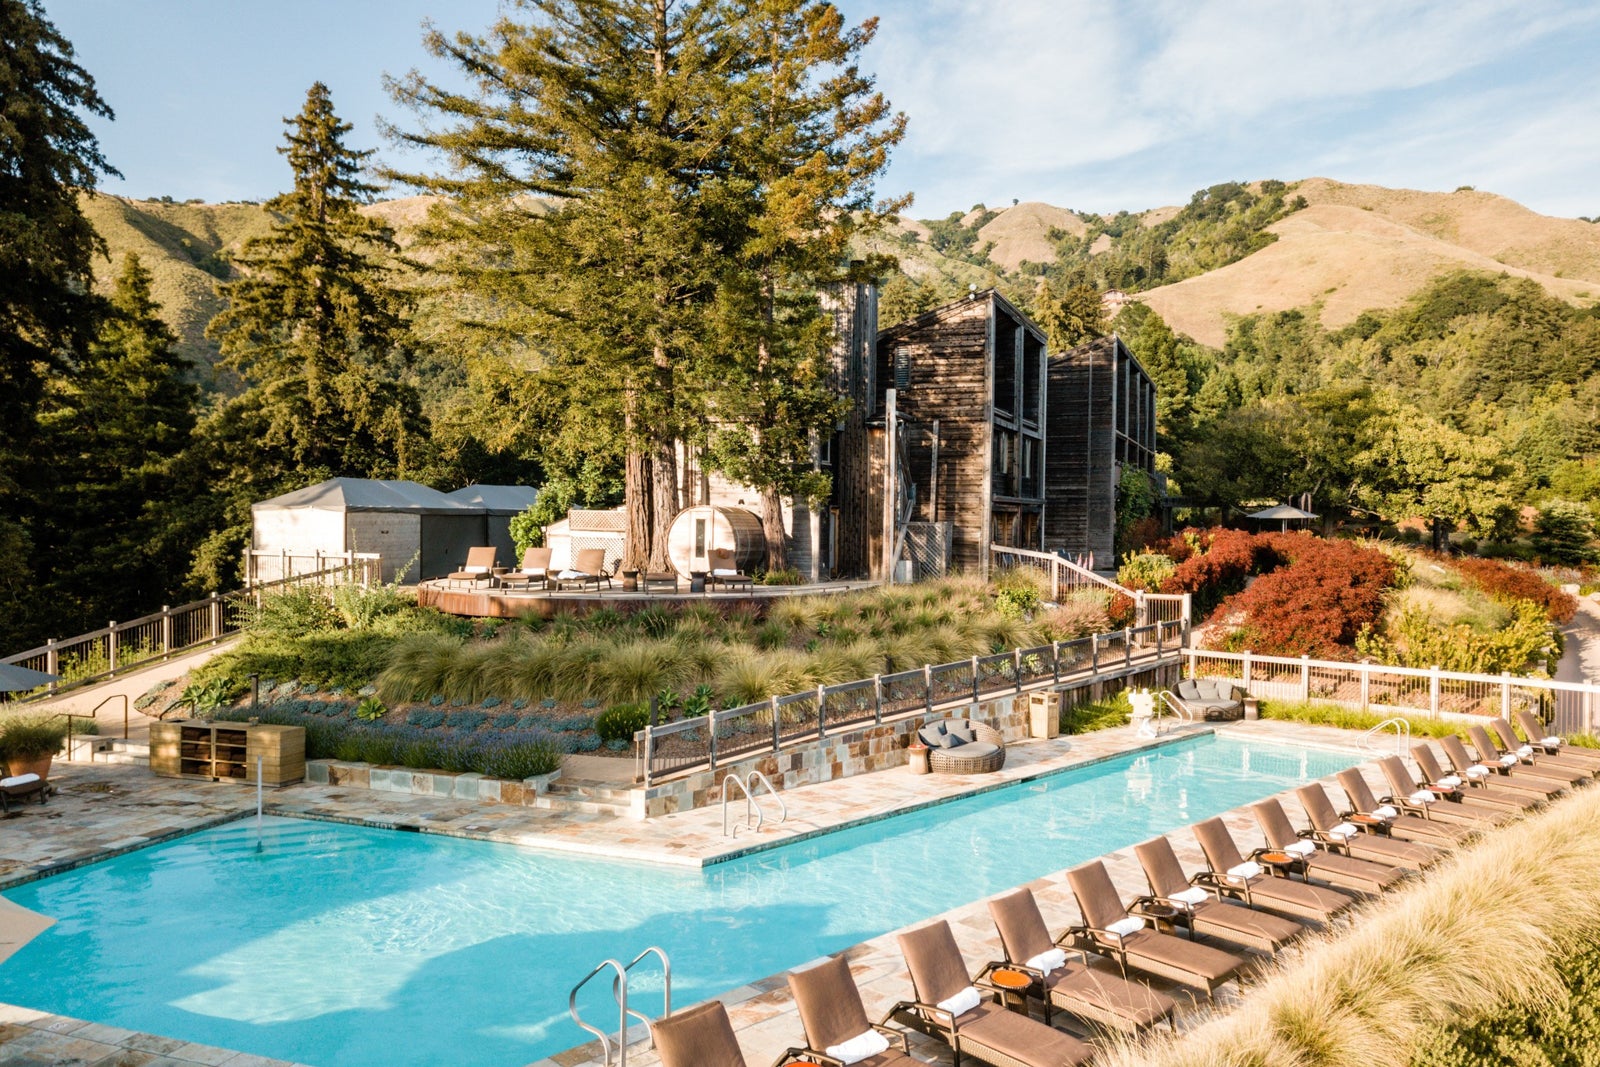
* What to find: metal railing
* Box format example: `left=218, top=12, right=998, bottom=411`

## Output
left=2, top=559, right=379, bottom=700
left=245, top=550, right=381, bottom=587
left=641, top=617, right=1186, bottom=785
left=987, top=545, right=1190, bottom=631
left=1186, top=648, right=1600, bottom=736
left=568, top=948, right=671, bottom=1067
left=1360, top=717, right=1412, bottom=759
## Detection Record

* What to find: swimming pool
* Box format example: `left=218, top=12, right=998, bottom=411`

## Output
left=0, top=735, right=1355, bottom=1066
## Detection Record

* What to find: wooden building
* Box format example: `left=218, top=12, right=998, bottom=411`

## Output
left=1044, top=334, right=1158, bottom=565
left=866, top=290, right=1049, bottom=574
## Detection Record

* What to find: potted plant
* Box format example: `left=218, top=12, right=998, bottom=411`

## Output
left=0, top=714, right=69, bottom=780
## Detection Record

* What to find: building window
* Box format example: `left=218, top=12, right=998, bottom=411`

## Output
left=893, top=346, right=911, bottom=391
left=996, top=431, right=1013, bottom=474
left=1021, top=438, right=1034, bottom=479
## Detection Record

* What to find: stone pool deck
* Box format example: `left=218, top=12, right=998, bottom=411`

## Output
left=0, top=719, right=1389, bottom=1067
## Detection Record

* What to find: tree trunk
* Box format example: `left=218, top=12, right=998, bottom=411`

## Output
left=647, top=436, right=678, bottom=572
left=761, top=486, right=787, bottom=572
left=624, top=445, right=652, bottom=572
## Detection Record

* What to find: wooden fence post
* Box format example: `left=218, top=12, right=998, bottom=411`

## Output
left=708, top=712, right=717, bottom=769
left=1181, top=593, right=1193, bottom=646
left=817, top=684, right=827, bottom=739
left=873, top=674, right=884, bottom=725
left=1091, top=634, right=1099, bottom=672
left=642, top=725, right=653, bottom=787
left=107, top=622, right=118, bottom=675
left=1123, top=628, right=1132, bottom=670
left=1013, top=648, right=1023, bottom=693
left=1501, top=672, right=1512, bottom=718
left=45, top=639, right=58, bottom=694
left=771, top=696, right=781, bottom=751
left=971, top=656, right=981, bottom=704
left=161, top=606, right=173, bottom=660
left=1360, top=659, right=1371, bottom=712
left=209, top=592, right=222, bottom=642
left=924, top=664, right=934, bottom=715
left=1052, top=642, right=1062, bottom=685
left=1430, top=665, right=1442, bottom=718
left=1300, top=655, right=1311, bottom=701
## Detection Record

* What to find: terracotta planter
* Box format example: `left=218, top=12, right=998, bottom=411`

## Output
left=5, top=754, right=52, bottom=781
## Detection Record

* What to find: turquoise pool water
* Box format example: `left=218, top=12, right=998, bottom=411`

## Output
left=0, top=735, right=1354, bottom=1067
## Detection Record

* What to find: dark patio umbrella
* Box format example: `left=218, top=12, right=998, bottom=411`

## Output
left=0, top=662, right=57, bottom=695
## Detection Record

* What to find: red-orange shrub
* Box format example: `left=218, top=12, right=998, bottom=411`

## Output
left=1451, top=556, right=1577, bottom=624
left=1159, top=528, right=1293, bottom=616
left=1209, top=540, right=1397, bottom=658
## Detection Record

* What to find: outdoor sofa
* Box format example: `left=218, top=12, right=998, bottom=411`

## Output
left=917, top=717, right=1006, bottom=774
left=1167, top=678, right=1244, bottom=721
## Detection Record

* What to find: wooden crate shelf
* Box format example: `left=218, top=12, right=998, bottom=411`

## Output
left=150, top=721, right=306, bottom=785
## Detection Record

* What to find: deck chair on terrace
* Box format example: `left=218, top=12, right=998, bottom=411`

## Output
left=1373, top=755, right=1515, bottom=828
left=1191, top=818, right=1359, bottom=923
left=0, top=773, right=48, bottom=813
left=1438, top=732, right=1564, bottom=800
left=1334, top=768, right=1475, bottom=847
left=706, top=548, right=753, bottom=591
left=1514, top=709, right=1600, bottom=771
left=1063, top=860, right=1248, bottom=994
left=779, top=955, right=920, bottom=1067
left=499, top=546, right=552, bottom=591
left=445, top=546, right=497, bottom=588
left=1250, top=798, right=1409, bottom=894
left=1133, top=835, right=1306, bottom=952
left=649, top=999, right=748, bottom=1067
left=1411, top=743, right=1537, bottom=814
left=891, top=919, right=1095, bottom=1067
left=1468, top=725, right=1584, bottom=787
left=556, top=547, right=613, bottom=591
left=1294, top=784, right=1441, bottom=870
left=1490, top=717, right=1597, bottom=779
left=986, top=887, right=1177, bottom=1033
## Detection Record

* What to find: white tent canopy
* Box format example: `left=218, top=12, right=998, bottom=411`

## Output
left=1246, top=504, right=1319, bottom=532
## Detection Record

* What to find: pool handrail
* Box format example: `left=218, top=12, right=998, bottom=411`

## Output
left=746, top=769, right=786, bottom=826
left=613, top=946, right=671, bottom=1044
left=721, top=772, right=762, bottom=837
left=569, top=957, right=628, bottom=1066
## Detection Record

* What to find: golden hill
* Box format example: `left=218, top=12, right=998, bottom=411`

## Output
left=1138, top=180, right=1600, bottom=346
left=975, top=201, right=1085, bottom=272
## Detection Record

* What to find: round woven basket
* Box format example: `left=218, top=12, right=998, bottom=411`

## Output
left=927, top=720, right=1006, bottom=775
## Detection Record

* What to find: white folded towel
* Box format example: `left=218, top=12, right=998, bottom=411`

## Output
left=1543, top=735, right=1563, bottom=747
left=826, top=1029, right=891, bottom=1064
left=1517, top=744, right=1534, bottom=759
left=1103, top=916, right=1146, bottom=940
left=1465, top=765, right=1490, bottom=778
left=937, top=985, right=981, bottom=1018
left=1499, top=754, right=1519, bottom=767
left=557, top=568, right=588, bottom=580
left=1409, top=789, right=1436, bottom=804
left=1438, top=775, right=1463, bottom=788
left=1375, top=804, right=1399, bottom=819
left=464, top=564, right=489, bottom=573
left=1170, top=886, right=1210, bottom=905
left=1227, top=861, right=1263, bottom=880
left=712, top=567, right=738, bottom=577
left=1285, top=840, right=1318, bottom=857
left=1026, top=947, right=1068, bottom=976
left=1329, top=821, right=1359, bottom=840
left=0, top=773, right=40, bottom=788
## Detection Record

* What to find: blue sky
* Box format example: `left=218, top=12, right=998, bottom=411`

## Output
left=42, top=0, right=1600, bottom=219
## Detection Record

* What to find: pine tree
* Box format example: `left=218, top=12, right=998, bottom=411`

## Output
left=38, top=253, right=199, bottom=621
left=389, top=0, right=744, bottom=571
left=208, top=82, right=424, bottom=477
left=1034, top=279, right=1109, bottom=351
left=703, top=0, right=906, bottom=570
left=0, top=0, right=117, bottom=650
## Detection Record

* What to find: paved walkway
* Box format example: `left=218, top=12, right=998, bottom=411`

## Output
left=1557, top=596, right=1600, bottom=686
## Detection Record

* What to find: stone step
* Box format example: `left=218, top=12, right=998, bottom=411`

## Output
left=546, top=779, right=636, bottom=803
left=529, top=793, right=632, bottom=816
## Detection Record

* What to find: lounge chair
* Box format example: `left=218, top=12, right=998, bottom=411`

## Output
left=1190, top=818, right=1359, bottom=923
left=892, top=919, right=1095, bottom=1067
left=499, top=546, right=552, bottom=590
left=1249, top=797, right=1409, bottom=894
left=1438, top=733, right=1565, bottom=800
left=0, top=773, right=48, bottom=813
left=918, top=717, right=1006, bottom=774
left=1468, top=725, right=1584, bottom=787
left=1489, top=717, right=1597, bottom=779
left=1514, top=709, right=1600, bottom=771
left=650, top=999, right=748, bottom=1067
left=445, top=546, right=497, bottom=588
left=706, top=548, right=753, bottom=591
left=986, top=887, right=1178, bottom=1033
left=556, top=547, right=613, bottom=591
left=1133, top=836, right=1306, bottom=952
left=1334, top=768, right=1474, bottom=847
left=1373, top=755, right=1515, bottom=828
left=1411, top=742, right=1537, bottom=813
left=1295, top=783, right=1441, bottom=870
left=1063, top=860, right=1248, bottom=994
left=781, top=955, right=920, bottom=1067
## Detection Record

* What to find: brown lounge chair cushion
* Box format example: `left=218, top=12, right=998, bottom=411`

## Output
left=1514, top=711, right=1600, bottom=768
left=1490, top=718, right=1597, bottom=779
left=1066, top=861, right=1246, bottom=988
left=1469, top=725, right=1585, bottom=786
left=1133, top=836, right=1305, bottom=951
left=1295, top=784, right=1441, bottom=870
left=1439, top=734, right=1564, bottom=798
left=988, top=888, right=1176, bottom=1031
left=649, top=1000, right=746, bottom=1067
left=787, top=957, right=918, bottom=1067
left=898, top=920, right=1093, bottom=1067
left=1191, top=817, right=1357, bottom=921
left=1373, top=756, right=1512, bottom=827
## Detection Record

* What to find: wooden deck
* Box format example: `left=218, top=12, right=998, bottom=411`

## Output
left=415, top=578, right=877, bottom=619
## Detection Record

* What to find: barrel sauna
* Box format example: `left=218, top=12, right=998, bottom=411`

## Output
left=666, top=505, right=766, bottom=578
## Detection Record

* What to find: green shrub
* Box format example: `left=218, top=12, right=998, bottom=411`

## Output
left=596, top=703, right=649, bottom=743
left=246, top=585, right=339, bottom=637
left=760, top=567, right=805, bottom=585
left=1117, top=552, right=1177, bottom=592
left=0, top=714, right=70, bottom=765
left=331, top=581, right=408, bottom=630
left=1259, top=699, right=1467, bottom=739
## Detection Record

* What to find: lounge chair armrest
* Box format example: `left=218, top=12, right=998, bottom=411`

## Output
left=1148, top=892, right=1201, bottom=913
left=871, top=1024, right=911, bottom=1054
left=1308, top=828, right=1349, bottom=852
left=773, top=1047, right=843, bottom=1067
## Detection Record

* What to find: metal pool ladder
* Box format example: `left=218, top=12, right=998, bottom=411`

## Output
left=721, top=769, right=787, bottom=837
left=568, top=946, right=671, bottom=1066
left=1360, top=716, right=1411, bottom=758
